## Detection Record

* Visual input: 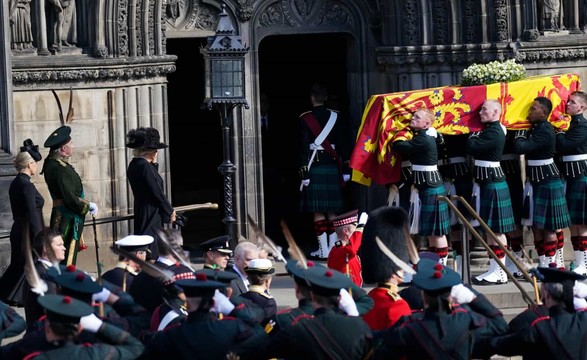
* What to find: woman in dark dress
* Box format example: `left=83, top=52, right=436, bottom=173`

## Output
left=126, top=128, right=175, bottom=260
left=0, top=139, right=45, bottom=306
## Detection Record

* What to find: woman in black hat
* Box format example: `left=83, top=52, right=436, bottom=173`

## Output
left=126, top=127, right=176, bottom=260
left=0, top=139, right=45, bottom=307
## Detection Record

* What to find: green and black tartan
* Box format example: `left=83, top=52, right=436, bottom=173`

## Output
left=300, top=163, right=344, bottom=213
left=418, top=185, right=450, bottom=236
left=532, top=178, right=571, bottom=231
left=566, top=175, right=587, bottom=225
left=479, top=181, right=516, bottom=233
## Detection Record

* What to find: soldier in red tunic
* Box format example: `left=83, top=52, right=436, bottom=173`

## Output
left=326, top=210, right=367, bottom=287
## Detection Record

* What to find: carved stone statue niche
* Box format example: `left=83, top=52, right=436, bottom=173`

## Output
left=9, top=0, right=35, bottom=53
left=47, top=0, right=77, bottom=52
left=541, top=0, right=564, bottom=32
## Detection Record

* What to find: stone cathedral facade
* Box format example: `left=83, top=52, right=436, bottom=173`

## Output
left=1, top=0, right=587, bottom=269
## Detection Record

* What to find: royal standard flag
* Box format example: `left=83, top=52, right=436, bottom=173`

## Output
left=350, top=73, right=580, bottom=186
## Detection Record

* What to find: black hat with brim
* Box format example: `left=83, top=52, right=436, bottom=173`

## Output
left=175, top=275, right=224, bottom=298
left=126, top=127, right=167, bottom=149
left=199, top=235, right=232, bottom=254
left=21, top=139, right=42, bottom=161
left=38, top=294, right=93, bottom=324
left=412, top=259, right=461, bottom=295
left=44, top=125, right=72, bottom=150
left=195, top=269, right=238, bottom=284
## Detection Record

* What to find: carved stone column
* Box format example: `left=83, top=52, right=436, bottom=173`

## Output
left=94, top=0, right=107, bottom=57
left=523, top=0, right=540, bottom=40
left=1, top=0, right=13, bottom=148
left=35, top=0, right=50, bottom=55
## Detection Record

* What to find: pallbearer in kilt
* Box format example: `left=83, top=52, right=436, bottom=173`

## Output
left=514, top=97, right=571, bottom=268
left=392, top=108, right=451, bottom=264
left=556, top=91, right=587, bottom=275
left=467, top=99, right=516, bottom=285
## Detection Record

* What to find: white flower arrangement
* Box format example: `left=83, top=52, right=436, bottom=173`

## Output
left=461, top=59, right=526, bottom=86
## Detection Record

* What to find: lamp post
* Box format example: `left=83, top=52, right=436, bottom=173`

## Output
left=201, top=3, right=249, bottom=248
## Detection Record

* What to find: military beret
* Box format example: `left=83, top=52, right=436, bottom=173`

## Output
left=244, top=258, right=275, bottom=275
left=38, top=294, right=93, bottom=324
left=115, top=235, right=154, bottom=252
left=199, top=235, right=232, bottom=254
left=304, top=265, right=353, bottom=297
left=412, top=259, right=460, bottom=295
left=44, top=125, right=72, bottom=150
left=195, top=268, right=238, bottom=284
left=47, top=264, right=102, bottom=300
left=537, top=266, right=587, bottom=283
left=332, top=209, right=358, bottom=227
left=175, top=274, right=225, bottom=298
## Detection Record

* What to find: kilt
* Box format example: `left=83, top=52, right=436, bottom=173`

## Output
left=505, top=172, right=524, bottom=223
left=479, top=180, right=516, bottom=233
left=532, top=178, right=572, bottom=231
left=300, top=163, right=343, bottom=213
left=566, top=175, right=587, bottom=225
left=418, top=185, right=450, bottom=236
left=450, top=177, right=474, bottom=221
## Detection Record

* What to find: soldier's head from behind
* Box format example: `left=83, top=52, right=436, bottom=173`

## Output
left=304, top=265, right=353, bottom=309
left=310, top=83, right=328, bottom=106
left=412, top=259, right=461, bottom=313
left=479, top=99, right=502, bottom=123
left=286, top=260, right=313, bottom=301
left=33, top=227, right=66, bottom=263
left=38, top=294, right=93, bottom=341
left=244, top=258, right=275, bottom=288
left=566, top=91, right=587, bottom=116
left=528, top=96, right=553, bottom=123
left=174, top=275, right=224, bottom=313
left=537, top=266, right=586, bottom=312
left=360, top=206, right=410, bottom=285
left=195, top=268, right=239, bottom=298
left=47, top=264, right=102, bottom=304
left=200, top=235, right=232, bottom=270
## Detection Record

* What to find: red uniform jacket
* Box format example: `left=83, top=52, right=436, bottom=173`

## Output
left=363, top=284, right=412, bottom=331
left=327, top=229, right=363, bottom=286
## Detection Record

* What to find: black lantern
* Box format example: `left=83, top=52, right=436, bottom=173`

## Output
left=201, top=3, right=249, bottom=248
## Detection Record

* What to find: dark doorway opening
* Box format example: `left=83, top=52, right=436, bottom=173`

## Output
left=259, top=33, right=354, bottom=254
left=166, top=37, right=225, bottom=251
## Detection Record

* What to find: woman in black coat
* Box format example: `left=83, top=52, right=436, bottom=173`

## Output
left=126, top=128, right=176, bottom=260
left=0, top=139, right=45, bottom=306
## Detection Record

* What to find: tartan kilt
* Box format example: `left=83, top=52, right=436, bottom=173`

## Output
left=566, top=175, right=587, bottom=225
left=505, top=173, right=524, bottom=223
left=300, top=163, right=344, bottom=213
left=452, top=177, right=474, bottom=219
left=532, top=178, right=571, bottom=230
left=418, top=185, right=450, bottom=236
left=479, top=181, right=516, bottom=233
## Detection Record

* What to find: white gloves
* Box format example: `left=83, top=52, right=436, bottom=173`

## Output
left=80, top=313, right=104, bottom=333
left=302, top=179, right=310, bottom=187
left=358, top=212, right=369, bottom=226
left=575, top=297, right=587, bottom=311
left=92, top=287, right=111, bottom=303
left=212, top=289, right=235, bottom=315
left=574, top=281, right=587, bottom=298
left=343, top=174, right=351, bottom=182
left=450, top=284, right=476, bottom=304
left=338, top=288, right=359, bottom=316
left=89, top=202, right=99, bottom=215
left=425, top=127, right=437, bottom=138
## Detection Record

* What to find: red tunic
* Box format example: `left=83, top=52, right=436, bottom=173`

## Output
left=362, top=284, right=412, bottom=331
left=327, top=230, right=363, bottom=286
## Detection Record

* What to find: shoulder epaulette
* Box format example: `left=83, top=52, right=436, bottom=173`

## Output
left=291, top=313, right=313, bottom=325
left=530, top=315, right=550, bottom=327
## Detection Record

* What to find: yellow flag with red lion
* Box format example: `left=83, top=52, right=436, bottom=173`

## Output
left=350, top=73, right=580, bottom=186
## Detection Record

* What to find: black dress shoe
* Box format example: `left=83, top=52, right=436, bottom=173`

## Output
left=472, top=278, right=507, bottom=286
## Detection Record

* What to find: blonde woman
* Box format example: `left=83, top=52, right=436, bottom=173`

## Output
left=0, top=139, right=44, bottom=307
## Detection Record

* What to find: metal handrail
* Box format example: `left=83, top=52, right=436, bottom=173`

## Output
left=0, top=202, right=219, bottom=240
left=438, top=195, right=537, bottom=306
